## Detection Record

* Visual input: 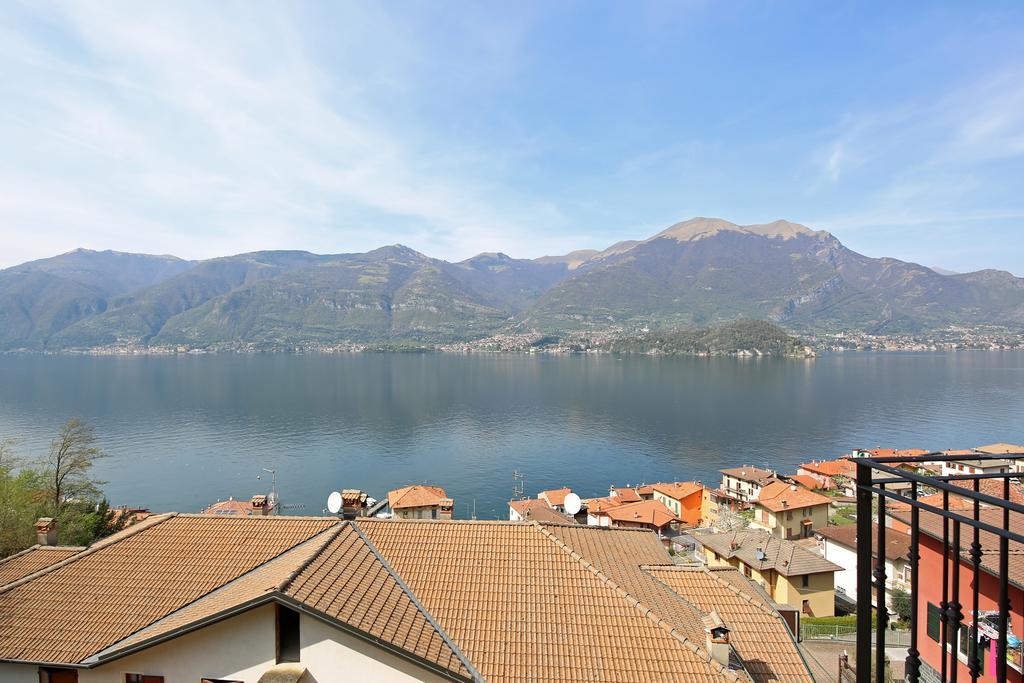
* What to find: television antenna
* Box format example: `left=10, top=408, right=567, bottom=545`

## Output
left=513, top=470, right=525, bottom=499
left=257, top=468, right=279, bottom=514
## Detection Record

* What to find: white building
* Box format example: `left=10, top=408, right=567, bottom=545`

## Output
left=815, top=523, right=911, bottom=609
left=0, top=512, right=816, bottom=683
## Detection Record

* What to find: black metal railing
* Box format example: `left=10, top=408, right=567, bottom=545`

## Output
left=855, top=452, right=1024, bottom=682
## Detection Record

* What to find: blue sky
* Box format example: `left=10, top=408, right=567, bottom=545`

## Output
left=1, top=2, right=1023, bottom=273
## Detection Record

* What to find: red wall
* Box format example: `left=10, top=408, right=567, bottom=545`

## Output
left=915, top=532, right=1024, bottom=682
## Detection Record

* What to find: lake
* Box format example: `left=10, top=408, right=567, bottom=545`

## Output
left=0, top=352, right=1021, bottom=519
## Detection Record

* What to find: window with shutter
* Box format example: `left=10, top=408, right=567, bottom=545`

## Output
left=927, top=602, right=941, bottom=642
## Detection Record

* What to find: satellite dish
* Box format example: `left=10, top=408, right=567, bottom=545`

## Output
left=327, top=491, right=343, bottom=515
left=564, top=493, right=582, bottom=515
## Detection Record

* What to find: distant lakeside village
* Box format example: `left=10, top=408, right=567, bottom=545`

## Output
left=4, top=440, right=1024, bottom=682
left=24, top=324, right=1024, bottom=357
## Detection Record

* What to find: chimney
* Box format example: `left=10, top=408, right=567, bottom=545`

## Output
left=250, top=495, right=268, bottom=516
left=703, top=611, right=732, bottom=668
left=35, top=518, right=58, bottom=546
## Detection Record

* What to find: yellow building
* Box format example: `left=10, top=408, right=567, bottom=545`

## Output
left=697, top=529, right=841, bottom=617
left=751, top=481, right=831, bottom=539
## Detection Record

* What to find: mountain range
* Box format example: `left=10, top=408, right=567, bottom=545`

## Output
left=2, top=217, right=1022, bottom=351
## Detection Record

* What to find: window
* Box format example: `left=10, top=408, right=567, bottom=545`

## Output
left=786, top=510, right=793, bottom=521
left=276, top=604, right=301, bottom=663
left=39, top=670, right=78, bottom=683
left=431, top=508, right=437, bottom=519
left=802, top=600, right=811, bottom=615
left=927, top=602, right=942, bottom=642
left=126, top=677, right=164, bottom=683
left=801, top=575, right=810, bottom=588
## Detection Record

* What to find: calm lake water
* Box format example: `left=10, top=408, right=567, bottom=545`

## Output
left=0, top=352, right=1021, bottom=519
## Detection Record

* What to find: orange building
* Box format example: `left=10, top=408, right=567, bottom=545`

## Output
left=652, top=481, right=704, bottom=527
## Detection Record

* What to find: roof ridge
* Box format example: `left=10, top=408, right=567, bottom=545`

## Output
left=350, top=521, right=482, bottom=682
left=532, top=523, right=742, bottom=682
left=276, top=523, right=346, bottom=593
left=0, top=513, right=177, bottom=597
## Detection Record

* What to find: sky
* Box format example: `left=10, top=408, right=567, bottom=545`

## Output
left=1, top=1, right=1023, bottom=274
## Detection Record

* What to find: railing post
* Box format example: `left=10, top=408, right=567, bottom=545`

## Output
left=906, top=480, right=921, bottom=683
left=856, top=459, right=873, bottom=680
left=998, top=476, right=1011, bottom=683
left=875, top=482, right=888, bottom=683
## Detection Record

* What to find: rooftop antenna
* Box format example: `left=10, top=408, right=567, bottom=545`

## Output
left=257, top=468, right=278, bottom=514
left=472, top=498, right=477, bottom=521
left=513, top=469, right=525, bottom=500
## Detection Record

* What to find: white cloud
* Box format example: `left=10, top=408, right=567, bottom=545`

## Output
left=0, top=1, right=570, bottom=266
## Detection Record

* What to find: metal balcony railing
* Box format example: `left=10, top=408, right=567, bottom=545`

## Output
left=854, top=452, right=1024, bottom=682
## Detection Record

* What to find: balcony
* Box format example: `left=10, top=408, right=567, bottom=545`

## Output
left=854, top=451, right=1024, bottom=682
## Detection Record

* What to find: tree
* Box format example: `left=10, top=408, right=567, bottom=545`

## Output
left=715, top=507, right=752, bottom=532
left=42, top=418, right=106, bottom=512
left=890, top=588, right=912, bottom=625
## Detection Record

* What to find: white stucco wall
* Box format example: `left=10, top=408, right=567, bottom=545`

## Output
left=821, top=539, right=904, bottom=607
left=300, top=613, right=450, bottom=682
left=0, top=663, right=39, bottom=683
left=80, top=603, right=277, bottom=683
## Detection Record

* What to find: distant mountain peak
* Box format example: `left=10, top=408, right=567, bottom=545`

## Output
left=651, top=217, right=826, bottom=244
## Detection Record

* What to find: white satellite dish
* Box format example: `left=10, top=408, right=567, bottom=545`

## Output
left=563, top=493, right=582, bottom=516
left=326, top=491, right=343, bottom=515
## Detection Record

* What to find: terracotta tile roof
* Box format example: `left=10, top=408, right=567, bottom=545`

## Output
left=610, top=486, right=643, bottom=503
left=945, top=457, right=1012, bottom=467
left=648, top=566, right=814, bottom=683
left=798, top=459, right=855, bottom=477
left=720, top=466, right=778, bottom=486
left=0, top=546, right=84, bottom=587
left=0, top=514, right=338, bottom=664
left=974, top=443, right=1024, bottom=455
left=359, top=519, right=744, bottom=682
left=698, top=530, right=843, bottom=577
left=756, top=481, right=832, bottom=513
left=585, top=496, right=625, bottom=514
left=388, top=485, right=449, bottom=510
left=96, top=529, right=336, bottom=656
left=0, top=515, right=815, bottom=681
left=652, top=481, right=704, bottom=501
left=816, top=523, right=911, bottom=561
left=787, top=475, right=823, bottom=491
left=201, top=498, right=261, bottom=515
left=860, top=448, right=930, bottom=458
left=284, top=524, right=474, bottom=679
left=537, top=487, right=572, bottom=506
left=601, top=500, right=679, bottom=529
left=888, top=491, right=974, bottom=515
left=636, top=484, right=657, bottom=495
left=508, top=498, right=575, bottom=524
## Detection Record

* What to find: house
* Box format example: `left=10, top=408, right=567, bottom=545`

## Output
left=719, top=466, right=778, bottom=503
left=202, top=494, right=274, bottom=516
left=0, top=514, right=816, bottom=683
left=796, top=458, right=855, bottom=493
left=387, top=485, right=454, bottom=520
left=588, top=499, right=679, bottom=535
left=786, top=474, right=823, bottom=492
left=701, top=487, right=745, bottom=529
left=699, top=529, right=842, bottom=617
left=608, top=485, right=643, bottom=503
left=507, top=498, right=574, bottom=524
left=975, top=443, right=1024, bottom=472
left=893, top=506, right=1024, bottom=682
left=651, top=481, right=704, bottom=527
left=536, top=487, right=573, bottom=511
left=815, top=523, right=912, bottom=611
left=751, top=482, right=831, bottom=539
left=886, top=477, right=1024, bottom=534
left=583, top=496, right=622, bottom=526
left=941, top=453, right=1012, bottom=477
